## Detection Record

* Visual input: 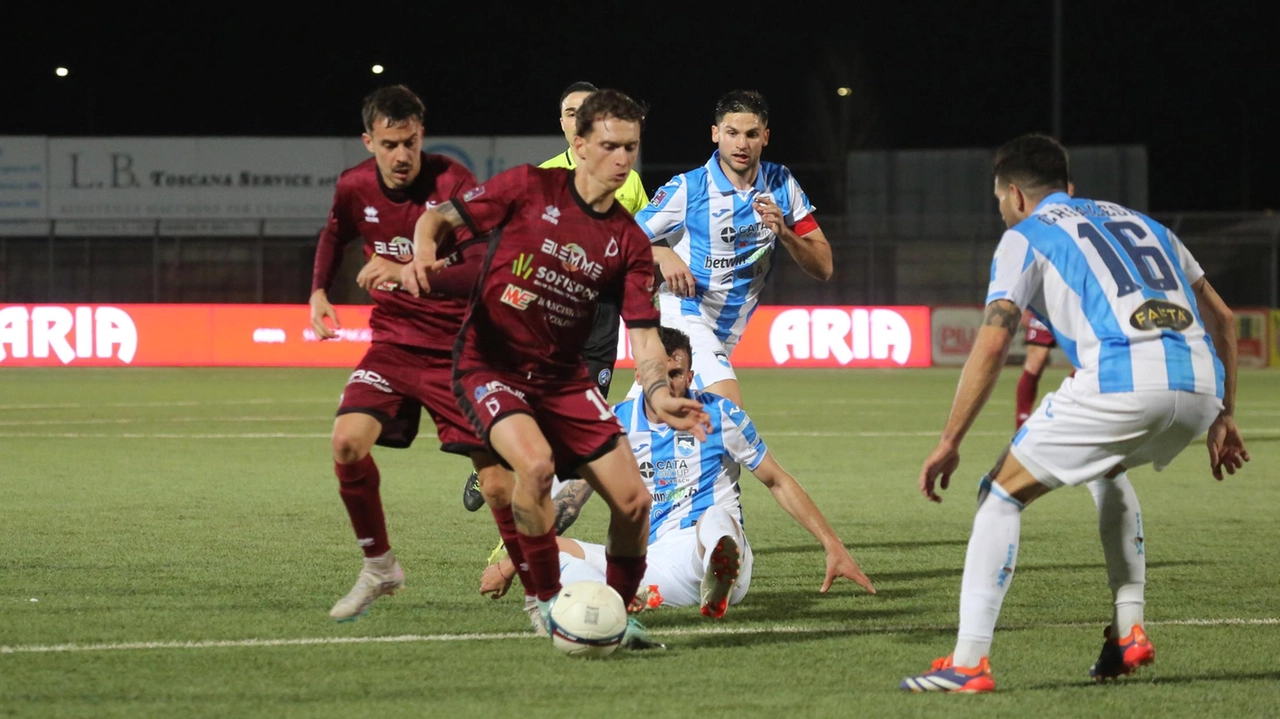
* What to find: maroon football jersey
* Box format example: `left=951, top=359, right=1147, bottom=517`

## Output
left=311, top=153, right=478, bottom=350
left=454, top=165, right=659, bottom=380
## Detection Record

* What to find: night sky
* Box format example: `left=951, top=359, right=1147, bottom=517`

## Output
left=8, top=2, right=1277, bottom=212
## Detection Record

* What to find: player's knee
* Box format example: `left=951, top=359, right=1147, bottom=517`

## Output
left=330, top=431, right=370, bottom=465
left=515, top=456, right=557, bottom=493
left=612, top=489, right=651, bottom=528
left=478, top=467, right=515, bottom=505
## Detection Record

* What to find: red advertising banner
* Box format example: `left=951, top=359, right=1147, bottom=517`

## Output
left=0, top=304, right=931, bottom=368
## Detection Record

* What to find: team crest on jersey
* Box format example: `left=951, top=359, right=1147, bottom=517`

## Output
left=363, top=206, right=379, bottom=223
left=1129, top=299, right=1192, bottom=331
left=462, top=186, right=485, bottom=202
left=597, top=368, right=612, bottom=388
left=675, top=433, right=695, bottom=456
left=605, top=237, right=619, bottom=258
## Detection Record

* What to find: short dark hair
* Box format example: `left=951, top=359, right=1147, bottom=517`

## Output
left=658, top=326, right=693, bottom=369
left=361, top=85, right=425, bottom=133
left=714, top=90, right=769, bottom=126
left=574, top=89, right=646, bottom=138
left=992, top=134, right=1070, bottom=193
left=559, top=81, right=598, bottom=112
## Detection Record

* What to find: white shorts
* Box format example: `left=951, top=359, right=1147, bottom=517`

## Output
left=1010, top=376, right=1222, bottom=488
left=569, top=525, right=754, bottom=608
left=626, top=293, right=739, bottom=400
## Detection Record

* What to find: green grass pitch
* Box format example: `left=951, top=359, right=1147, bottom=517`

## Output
left=2, top=367, right=1278, bottom=717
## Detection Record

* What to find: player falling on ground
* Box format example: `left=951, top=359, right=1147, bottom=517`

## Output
left=460, top=81, right=649, bottom=523
left=478, top=326, right=875, bottom=618
left=902, top=134, right=1248, bottom=693
left=628, top=90, right=832, bottom=408
left=310, top=85, right=496, bottom=621
left=402, top=89, right=711, bottom=649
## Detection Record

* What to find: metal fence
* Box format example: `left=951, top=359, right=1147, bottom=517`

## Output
left=2, top=213, right=1277, bottom=308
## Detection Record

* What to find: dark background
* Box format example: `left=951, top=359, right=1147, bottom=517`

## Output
left=6, top=1, right=1277, bottom=212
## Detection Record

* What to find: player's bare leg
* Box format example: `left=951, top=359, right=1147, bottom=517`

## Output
left=578, top=442, right=664, bottom=650
left=328, top=412, right=404, bottom=620
left=1016, top=345, right=1051, bottom=429
left=701, top=378, right=743, bottom=407
left=486, top=412, right=562, bottom=631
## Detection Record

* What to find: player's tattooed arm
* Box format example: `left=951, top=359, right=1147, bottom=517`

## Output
left=551, top=479, right=594, bottom=534
left=983, top=299, right=1024, bottom=337
left=637, top=358, right=671, bottom=400
left=405, top=201, right=468, bottom=297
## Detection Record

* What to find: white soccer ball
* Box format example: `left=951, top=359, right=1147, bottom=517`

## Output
left=548, top=580, right=628, bottom=659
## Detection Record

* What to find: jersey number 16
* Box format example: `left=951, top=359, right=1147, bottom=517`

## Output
left=1077, top=220, right=1178, bottom=297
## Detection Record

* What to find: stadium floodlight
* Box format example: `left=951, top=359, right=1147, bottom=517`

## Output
left=836, top=87, right=852, bottom=97
left=55, top=67, right=69, bottom=77
left=371, top=64, right=385, bottom=75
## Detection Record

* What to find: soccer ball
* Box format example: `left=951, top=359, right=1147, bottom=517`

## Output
left=548, top=581, right=628, bottom=659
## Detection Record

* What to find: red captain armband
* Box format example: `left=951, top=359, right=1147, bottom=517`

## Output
left=792, top=214, right=820, bottom=236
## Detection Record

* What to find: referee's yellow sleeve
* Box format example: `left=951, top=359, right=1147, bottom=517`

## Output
left=618, top=170, right=649, bottom=215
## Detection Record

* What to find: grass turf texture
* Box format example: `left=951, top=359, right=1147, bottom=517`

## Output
left=1, top=367, right=1278, bottom=717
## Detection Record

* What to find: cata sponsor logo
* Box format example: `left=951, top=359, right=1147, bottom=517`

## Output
left=0, top=306, right=138, bottom=364
left=768, top=308, right=914, bottom=366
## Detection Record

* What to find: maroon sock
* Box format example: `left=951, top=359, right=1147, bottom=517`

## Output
left=334, top=455, right=390, bottom=558
left=1015, top=370, right=1040, bottom=430
left=517, top=528, right=562, bottom=602
left=490, top=504, right=535, bottom=597
left=606, top=553, right=647, bottom=607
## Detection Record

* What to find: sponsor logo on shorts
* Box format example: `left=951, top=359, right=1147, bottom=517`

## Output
left=500, top=284, right=538, bottom=310
left=1129, top=299, right=1193, bottom=331
left=473, top=380, right=528, bottom=402
left=485, top=397, right=501, bottom=416
left=347, top=369, right=393, bottom=393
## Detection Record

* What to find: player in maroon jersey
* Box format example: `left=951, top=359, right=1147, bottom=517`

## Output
left=310, top=85, right=497, bottom=621
left=402, top=89, right=711, bottom=648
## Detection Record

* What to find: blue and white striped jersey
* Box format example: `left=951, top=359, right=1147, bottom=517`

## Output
left=613, top=390, right=768, bottom=544
left=987, top=192, right=1223, bottom=397
left=635, top=152, right=815, bottom=343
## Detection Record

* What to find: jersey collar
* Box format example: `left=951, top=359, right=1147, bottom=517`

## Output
left=1034, top=191, right=1073, bottom=211
left=560, top=147, right=577, bottom=169
left=707, top=151, right=766, bottom=195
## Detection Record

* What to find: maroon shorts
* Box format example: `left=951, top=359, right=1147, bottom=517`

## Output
left=1025, top=324, right=1057, bottom=348
left=453, top=369, right=623, bottom=476
left=337, top=342, right=483, bottom=453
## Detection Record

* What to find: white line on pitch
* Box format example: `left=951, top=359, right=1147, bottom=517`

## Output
left=0, top=416, right=332, bottom=427
left=0, top=398, right=336, bottom=411
left=2, top=617, right=1275, bottom=655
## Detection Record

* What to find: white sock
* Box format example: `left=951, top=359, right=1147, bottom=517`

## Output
left=1089, top=472, right=1145, bottom=632
left=954, top=478, right=1025, bottom=667
left=695, top=505, right=743, bottom=575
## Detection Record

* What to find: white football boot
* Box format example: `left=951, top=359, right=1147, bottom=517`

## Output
left=329, top=551, right=405, bottom=621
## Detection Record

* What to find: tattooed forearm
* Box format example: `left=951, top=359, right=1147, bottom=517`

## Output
left=435, top=200, right=464, bottom=228
left=637, top=358, right=670, bottom=399
left=983, top=300, right=1023, bottom=337
left=552, top=479, right=594, bottom=534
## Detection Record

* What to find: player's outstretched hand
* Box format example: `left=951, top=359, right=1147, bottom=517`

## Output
left=399, top=257, right=450, bottom=298
left=753, top=195, right=786, bottom=237
left=651, top=393, right=713, bottom=441
left=822, top=545, right=876, bottom=595
left=309, top=289, right=340, bottom=340
left=480, top=560, right=513, bottom=599
left=1207, top=414, right=1250, bottom=481
left=919, top=440, right=961, bottom=503
left=356, top=255, right=403, bottom=292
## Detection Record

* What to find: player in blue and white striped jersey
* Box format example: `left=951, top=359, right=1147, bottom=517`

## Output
left=629, top=91, right=833, bottom=407
left=902, top=135, right=1248, bottom=693
left=481, top=327, right=875, bottom=619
